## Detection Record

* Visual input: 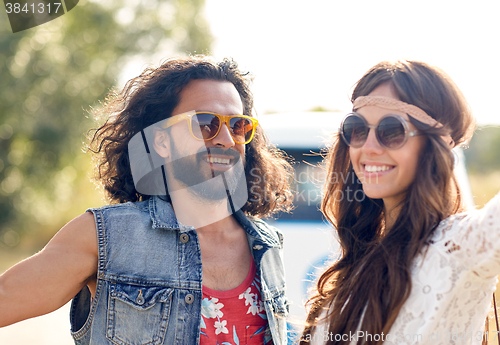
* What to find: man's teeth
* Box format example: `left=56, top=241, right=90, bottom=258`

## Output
left=206, top=157, right=231, bottom=164
left=364, top=165, right=392, bottom=172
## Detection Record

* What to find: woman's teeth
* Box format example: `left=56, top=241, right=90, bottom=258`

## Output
left=364, top=165, right=392, bottom=172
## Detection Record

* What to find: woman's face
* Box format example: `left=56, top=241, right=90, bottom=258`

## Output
left=349, top=83, right=426, bottom=211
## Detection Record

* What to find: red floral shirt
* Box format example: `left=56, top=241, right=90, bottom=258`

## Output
left=200, top=259, right=272, bottom=345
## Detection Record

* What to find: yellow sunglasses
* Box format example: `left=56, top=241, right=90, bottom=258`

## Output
left=161, top=111, right=259, bottom=145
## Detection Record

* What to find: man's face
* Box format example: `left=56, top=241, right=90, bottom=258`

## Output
left=162, top=79, right=247, bottom=200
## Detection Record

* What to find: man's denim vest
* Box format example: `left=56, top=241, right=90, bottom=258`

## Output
left=69, top=196, right=289, bottom=345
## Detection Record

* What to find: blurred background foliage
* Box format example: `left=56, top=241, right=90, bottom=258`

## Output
left=464, top=126, right=500, bottom=208
left=1, top=0, right=500, bottom=257
left=0, top=0, right=212, bottom=253
left=464, top=126, right=500, bottom=174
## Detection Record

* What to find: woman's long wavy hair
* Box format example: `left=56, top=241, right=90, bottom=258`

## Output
left=88, top=55, right=294, bottom=218
left=301, top=60, right=475, bottom=344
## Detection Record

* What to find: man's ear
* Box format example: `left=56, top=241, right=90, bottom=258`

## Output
left=153, top=127, right=170, bottom=158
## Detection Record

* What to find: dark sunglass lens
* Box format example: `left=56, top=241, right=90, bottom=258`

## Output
left=378, top=116, right=406, bottom=148
left=229, top=117, right=253, bottom=142
left=343, top=115, right=368, bottom=147
left=192, top=113, right=220, bottom=140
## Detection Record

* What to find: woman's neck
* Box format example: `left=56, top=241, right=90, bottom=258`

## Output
left=384, top=202, right=403, bottom=231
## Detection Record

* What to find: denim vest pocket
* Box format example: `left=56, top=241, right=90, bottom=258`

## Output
left=106, top=283, right=174, bottom=345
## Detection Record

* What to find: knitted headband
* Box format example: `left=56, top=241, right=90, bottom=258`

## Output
left=353, top=96, right=454, bottom=147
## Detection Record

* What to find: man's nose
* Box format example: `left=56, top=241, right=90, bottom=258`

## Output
left=212, top=123, right=236, bottom=148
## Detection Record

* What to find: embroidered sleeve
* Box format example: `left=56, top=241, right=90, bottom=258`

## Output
left=432, top=191, right=500, bottom=278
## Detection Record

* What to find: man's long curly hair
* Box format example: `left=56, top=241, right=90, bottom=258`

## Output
left=88, top=56, right=294, bottom=218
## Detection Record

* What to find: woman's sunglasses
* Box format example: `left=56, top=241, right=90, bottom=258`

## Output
left=161, top=111, right=259, bottom=145
left=340, top=112, right=420, bottom=149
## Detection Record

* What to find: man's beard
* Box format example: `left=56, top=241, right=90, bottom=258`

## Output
left=168, top=139, right=246, bottom=201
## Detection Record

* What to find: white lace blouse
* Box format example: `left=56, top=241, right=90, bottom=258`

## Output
left=309, top=192, right=500, bottom=345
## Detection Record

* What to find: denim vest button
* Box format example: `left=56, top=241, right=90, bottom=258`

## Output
left=180, top=234, right=189, bottom=243
left=185, top=294, right=194, bottom=304
left=136, top=293, right=145, bottom=305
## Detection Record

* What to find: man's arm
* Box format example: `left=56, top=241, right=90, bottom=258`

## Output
left=0, top=211, right=98, bottom=327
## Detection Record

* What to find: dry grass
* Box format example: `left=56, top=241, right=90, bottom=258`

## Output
left=469, top=171, right=500, bottom=209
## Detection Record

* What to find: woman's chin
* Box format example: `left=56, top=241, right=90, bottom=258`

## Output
left=361, top=186, right=386, bottom=200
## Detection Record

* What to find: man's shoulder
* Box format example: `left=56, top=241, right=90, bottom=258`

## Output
left=245, top=214, right=284, bottom=247
left=87, top=199, right=150, bottom=216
